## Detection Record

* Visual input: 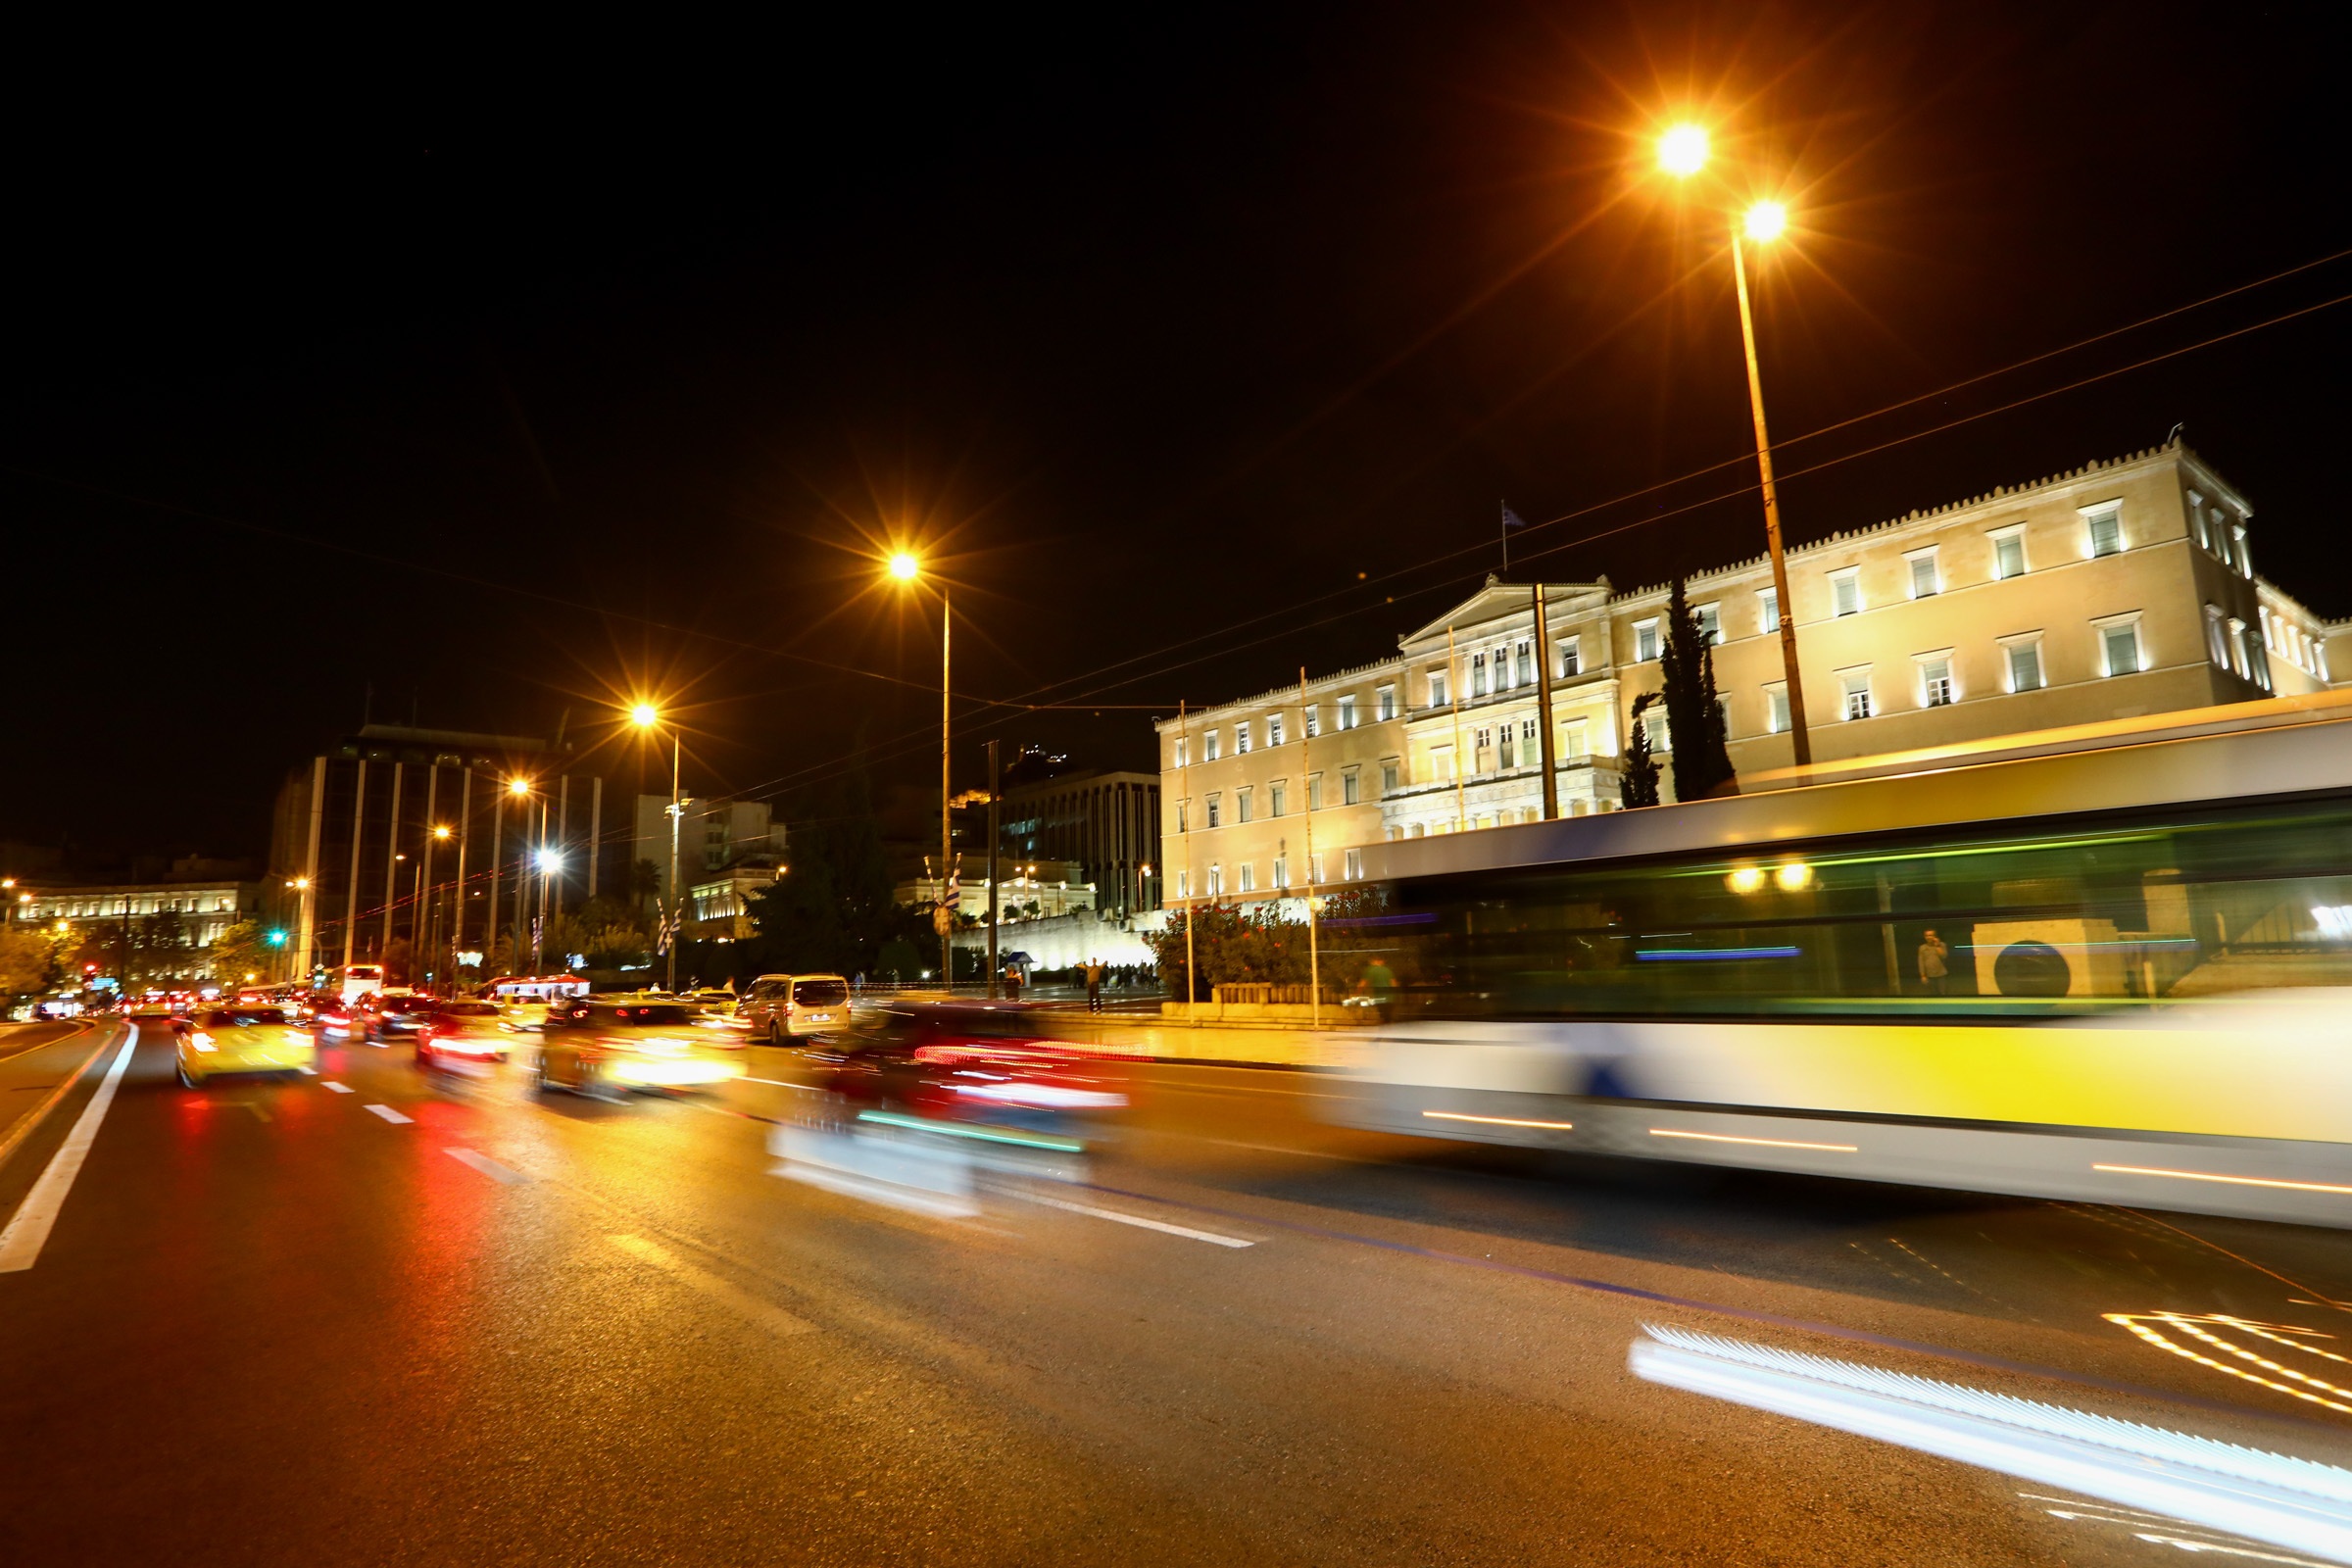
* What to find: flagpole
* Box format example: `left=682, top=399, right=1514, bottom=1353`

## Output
left=1299, top=670, right=1319, bottom=1030
left=1447, top=625, right=1466, bottom=832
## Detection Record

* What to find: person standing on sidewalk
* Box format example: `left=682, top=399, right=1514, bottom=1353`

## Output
left=1083, top=957, right=1104, bottom=1013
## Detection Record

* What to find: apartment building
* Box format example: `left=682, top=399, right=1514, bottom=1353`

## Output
left=1157, top=440, right=2340, bottom=903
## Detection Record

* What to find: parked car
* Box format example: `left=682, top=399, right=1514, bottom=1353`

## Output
left=739, top=973, right=852, bottom=1044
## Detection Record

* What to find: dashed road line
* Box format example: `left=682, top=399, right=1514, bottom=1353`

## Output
left=365, top=1103, right=413, bottom=1124
left=445, top=1148, right=526, bottom=1184
left=323, top=1082, right=354, bottom=1094
left=1005, top=1187, right=1255, bottom=1248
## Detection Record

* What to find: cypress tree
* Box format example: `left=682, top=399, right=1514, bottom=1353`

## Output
left=1622, top=693, right=1662, bottom=808
left=1659, top=575, right=1739, bottom=801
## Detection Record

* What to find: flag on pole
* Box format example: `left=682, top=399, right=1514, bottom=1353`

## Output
left=1500, top=502, right=1528, bottom=572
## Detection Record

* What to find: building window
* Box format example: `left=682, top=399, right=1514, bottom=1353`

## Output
left=1647, top=712, right=1671, bottom=753
left=1427, top=667, right=1449, bottom=707
left=1175, top=801, right=1189, bottom=834
left=1472, top=652, right=1489, bottom=697
left=2084, top=503, right=2124, bottom=558
left=1206, top=864, right=1223, bottom=897
left=1344, top=848, right=1363, bottom=881
left=1238, top=862, right=1255, bottom=894
left=1172, top=736, right=1188, bottom=767
left=1270, top=780, right=1288, bottom=817
left=1236, top=787, right=1252, bottom=824
left=1840, top=669, right=1874, bottom=720
left=1175, top=869, right=1190, bottom=899
left=1380, top=760, right=1399, bottom=794
left=1906, top=549, right=1940, bottom=599
left=1342, top=766, right=1360, bottom=806
left=1830, top=568, right=1862, bottom=617
left=1309, top=853, right=1325, bottom=884
left=1235, top=721, right=1251, bottom=755
left=1337, top=695, right=1358, bottom=730
left=1272, top=854, right=1289, bottom=888
left=2004, top=637, right=2045, bottom=693
left=1757, top=587, right=1779, bottom=633
left=1559, top=717, right=1588, bottom=759
left=1765, top=683, right=1789, bottom=734
left=1268, top=711, right=1286, bottom=746
left=1203, top=729, right=1221, bottom=761
left=1205, top=794, right=1222, bottom=828
left=1376, top=685, right=1396, bottom=721
left=1513, top=639, right=1532, bottom=686
left=1917, top=653, right=1955, bottom=708
left=1307, top=773, right=1323, bottom=810
left=1497, top=722, right=1516, bottom=767
left=1695, top=604, right=1722, bottom=645
left=1556, top=637, right=1581, bottom=678
left=1989, top=525, right=2027, bottom=580
left=1304, top=706, right=1320, bottom=737
left=2097, top=616, right=2143, bottom=677
left=1634, top=619, right=1660, bottom=662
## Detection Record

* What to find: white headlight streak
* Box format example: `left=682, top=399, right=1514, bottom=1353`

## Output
left=1629, top=1325, right=2352, bottom=1564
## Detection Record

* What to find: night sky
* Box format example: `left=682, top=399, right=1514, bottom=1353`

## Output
left=6, top=3, right=2346, bottom=867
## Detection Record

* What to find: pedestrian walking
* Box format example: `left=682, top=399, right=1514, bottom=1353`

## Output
left=1917, top=929, right=1950, bottom=996
left=1084, top=957, right=1104, bottom=1012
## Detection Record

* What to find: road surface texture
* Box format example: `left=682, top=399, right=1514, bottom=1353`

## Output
left=4, top=1017, right=2349, bottom=1565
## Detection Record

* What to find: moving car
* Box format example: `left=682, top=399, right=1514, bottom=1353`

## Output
left=739, top=972, right=852, bottom=1044
left=356, top=989, right=440, bottom=1046
left=804, top=999, right=1129, bottom=1138
left=534, top=1001, right=749, bottom=1099
left=414, top=1000, right=513, bottom=1068
left=174, top=1004, right=318, bottom=1087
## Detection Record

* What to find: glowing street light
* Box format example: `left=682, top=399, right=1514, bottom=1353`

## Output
left=536, top=848, right=564, bottom=873
left=508, top=776, right=532, bottom=798
left=1657, top=122, right=1709, bottom=177
left=887, top=549, right=955, bottom=986
left=1656, top=121, right=1813, bottom=767
left=628, top=700, right=686, bottom=993
left=432, top=824, right=453, bottom=842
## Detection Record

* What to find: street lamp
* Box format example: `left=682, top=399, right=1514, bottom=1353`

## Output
left=532, top=848, right=562, bottom=972
left=1659, top=124, right=1814, bottom=768
left=630, top=702, right=686, bottom=994
left=886, top=551, right=954, bottom=987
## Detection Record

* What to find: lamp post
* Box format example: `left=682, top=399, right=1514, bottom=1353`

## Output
left=506, top=776, right=533, bottom=973
left=887, top=551, right=954, bottom=987
left=533, top=848, right=562, bottom=973
left=1659, top=124, right=1813, bottom=768
left=630, top=704, right=685, bottom=995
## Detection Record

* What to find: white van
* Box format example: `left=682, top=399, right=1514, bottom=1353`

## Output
left=740, top=973, right=851, bottom=1043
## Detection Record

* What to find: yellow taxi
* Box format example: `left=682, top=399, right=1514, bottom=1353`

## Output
left=534, top=1000, right=748, bottom=1099
left=175, top=1004, right=318, bottom=1087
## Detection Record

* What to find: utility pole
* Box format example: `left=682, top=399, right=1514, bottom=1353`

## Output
left=1532, top=583, right=1559, bottom=819
left=939, top=585, right=953, bottom=987
left=1733, top=227, right=1813, bottom=769
left=986, top=739, right=1001, bottom=1000
left=1299, top=670, right=1320, bottom=1029
left=341, top=760, right=368, bottom=971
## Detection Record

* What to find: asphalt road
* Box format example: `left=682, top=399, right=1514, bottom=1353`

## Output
left=4, top=1017, right=2351, bottom=1565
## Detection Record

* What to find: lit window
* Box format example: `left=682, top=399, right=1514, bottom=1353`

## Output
left=1918, top=655, right=1955, bottom=708
left=1308, top=853, right=1325, bottom=883
left=1906, top=550, right=1940, bottom=599
left=1270, top=780, right=1287, bottom=817
left=1635, top=619, right=1660, bottom=662
left=1376, top=686, right=1396, bottom=721
left=1175, top=801, right=1189, bottom=833
left=1235, top=722, right=1251, bottom=755
left=1695, top=604, right=1722, bottom=645
left=1647, top=713, right=1672, bottom=753
left=1344, top=849, right=1363, bottom=881
left=1337, top=695, right=1358, bottom=730
left=1989, top=526, right=2027, bottom=580
left=1304, top=706, right=1320, bottom=737
left=1307, top=773, right=1323, bottom=810
left=1206, top=864, right=1223, bottom=897
left=1236, top=787, right=1252, bottom=824
left=1238, top=862, right=1255, bottom=894
left=1427, top=668, right=1449, bottom=707
left=1512, top=640, right=1532, bottom=686
left=1175, top=869, right=1190, bottom=899
left=1271, top=855, right=1288, bottom=888
left=2085, top=505, right=2124, bottom=558
left=1830, top=569, right=1862, bottom=617
left=2101, top=620, right=2142, bottom=677
left=1342, top=767, right=1360, bottom=806
left=1765, top=684, right=1788, bottom=734
left=1268, top=712, right=1286, bottom=746
left=1497, top=722, right=1515, bottom=767
left=1757, top=587, right=1779, bottom=633
left=2005, top=640, right=2044, bottom=693
left=1205, top=794, right=1222, bottom=828
left=1555, top=637, right=1581, bottom=678
left=1203, top=729, right=1221, bottom=761
left=1840, top=670, right=1874, bottom=720
left=1380, top=760, right=1399, bottom=794
left=1472, top=652, right=1489, bottom=697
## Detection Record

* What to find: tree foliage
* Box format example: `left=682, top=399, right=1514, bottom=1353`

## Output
left=1659, top=575, right=1738, bottom=802
left=0, top=926, right=55, bottom=999
left=1622, top=693, right=1662, bottom=808
left=1146, top=887, right=1394, bottom=999
left=741, top=768, right=916, bottom=981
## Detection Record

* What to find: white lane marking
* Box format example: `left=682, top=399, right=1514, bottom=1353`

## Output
left=365, top=1103, right=413, bottom=1124
left=445, top=1148, right=526, bottom=1184
left=743, top=1077, right=817, bottom=1091
left=323, top=1082, right=354, bottom=1094
left=296, top=1064, right=318, bottom=1076
left=0, top=1028, right=140, bottom=1273
left=609, top=1233, right=812, bottom=1337
left=1010, top=1188, right=1254, bottom=1248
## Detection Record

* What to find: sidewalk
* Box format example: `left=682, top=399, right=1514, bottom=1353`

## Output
left=1034, top=1009, right=1362, bottom=1070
